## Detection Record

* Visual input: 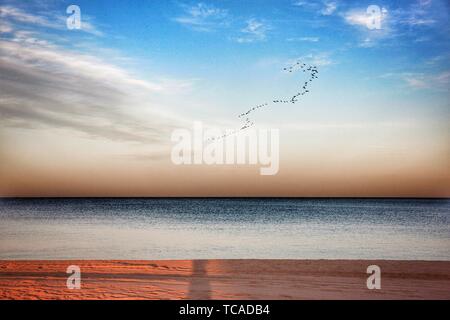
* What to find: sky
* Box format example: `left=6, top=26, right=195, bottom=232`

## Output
left=0, top=0, right=449, bottom=197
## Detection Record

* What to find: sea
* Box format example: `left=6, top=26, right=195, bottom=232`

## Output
left=0, top=198, right=449, bottom=260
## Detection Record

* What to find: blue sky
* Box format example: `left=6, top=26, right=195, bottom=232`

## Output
left=0, top=0, right=449, bottom=196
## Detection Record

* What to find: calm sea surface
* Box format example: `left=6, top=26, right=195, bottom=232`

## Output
left=0, top=198, right=449, bottom=260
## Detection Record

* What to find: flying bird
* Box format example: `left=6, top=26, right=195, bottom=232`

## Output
left=207, top=59, right=320, bottom=141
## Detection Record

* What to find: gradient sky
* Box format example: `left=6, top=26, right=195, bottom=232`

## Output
left=0, top=0, right=449, bottom=197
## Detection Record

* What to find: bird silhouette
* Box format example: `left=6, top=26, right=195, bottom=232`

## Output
left=207, top=59, right=320, bottom=141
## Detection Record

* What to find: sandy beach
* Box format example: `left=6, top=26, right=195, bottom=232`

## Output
left=0, top=260, right=449, bottom=300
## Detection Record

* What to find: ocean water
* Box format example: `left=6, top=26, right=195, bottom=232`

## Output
left=0, top=198, right=449, bottom=260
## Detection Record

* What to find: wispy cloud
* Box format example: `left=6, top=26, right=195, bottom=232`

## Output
left=0, top=5, right=60, bottom=28
left=0, top=5, right=103, bottom=36
left=235, top=19, right=270, bottom=43
left=344, top=1, right=438, bottom=29
left=293, top=0, right=339, bottom=16
left=292, top=0, right=310, bottom=7
left=173, top=2, right=229, bottom=32
left=344, top=7, right=388, bottom=28
left=343, top=7, right=393, bottom=48
left=404, top=77, right=427, bottom=89
left=397, top=0, right=437, bottom=27
left=287, top=36, right=320, bottom=42
left=343, top=1, right=446, bottom=48
left=381, top=70, right=450, bottom=90
left=357, top=36, right=384, bottom=48
left=283, top=119, right=421, bottom=131
left=321, top=1, right=338, bottom=16
left=292, top=52, right=334, bottom=67
left=425, top=54, right=450, bottom=65
left=404, top=71, right=450, bottom=89
left=0, top=21, right=13, bottom=33
left=0, top=6, right=193, bottom=145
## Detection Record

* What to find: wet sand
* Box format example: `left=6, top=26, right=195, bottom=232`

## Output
left=0, top=260, right=449, bottom=300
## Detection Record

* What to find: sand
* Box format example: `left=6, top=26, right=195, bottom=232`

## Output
left=0, top=260, right=449, bottom=300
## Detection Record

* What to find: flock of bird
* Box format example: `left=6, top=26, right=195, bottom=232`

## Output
left=208, top=60, right=319, bottom=141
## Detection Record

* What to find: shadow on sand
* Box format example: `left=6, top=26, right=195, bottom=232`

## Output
left=187, top=260, right=211, bottom=299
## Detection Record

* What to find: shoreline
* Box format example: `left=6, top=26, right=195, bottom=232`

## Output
left=1, top=259, right=449, bottom=300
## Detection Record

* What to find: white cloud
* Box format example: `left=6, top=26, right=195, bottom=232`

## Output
left=1, top=39, right=166, bottom=92
left=78, top=19, right=104, bottom=37
left=344, top=7, right=388, bottom=28
left=0, top=5, right=103, bottom=36
left=292, top=1, right=308, bottom=6
left=402, top=17, right=435, bottom=26
left=425, top=55, right=449, bottom=65
left=344, top=11, right=370, bottom=27
left=0, top=5, right=59, bottom=28
left=413, top=36, right=431, bottom=43
left=358, top=37, right=378, bottom=48
left=435, top=71, right=450, bottom=83
left=378, top=70, right=450, bottom=90
left=403, top=71, right=450, bottom=89
left=283, top=120, right=420, bottom=131
left=287, top=37, right=320, bottom=42
left=293, top=0, right=339, bottom=16
left=400, top=0, right=436, bottom=26
left=343, top=1, right=441, bottom=47
left=419, top=0, right=433, bottom=6
left=290, top=52, right=334, bottom=67
left=0, top=7, right=194, bottom=145
left=0, top=21, right=13, bottom=33
left=173, top=2, right=229, bottom=32
left=321, top=1, right=337, bottom=16
left=404, top=77, right=427, bottom=89
left=343, top=7, right=392, bottom=48
left=235, top=19, right=270, bottom=43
